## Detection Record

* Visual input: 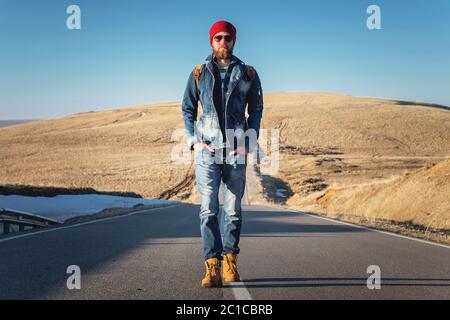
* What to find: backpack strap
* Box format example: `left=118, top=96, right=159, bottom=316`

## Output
left=193, top=63, right=204, bottom=105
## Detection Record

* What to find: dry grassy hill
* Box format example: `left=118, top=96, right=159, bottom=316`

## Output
left=258, top=93, right=450, bottom=242
left=306, top=159, right=450, bottom=230
left=0, top=102, right=196, bottom=200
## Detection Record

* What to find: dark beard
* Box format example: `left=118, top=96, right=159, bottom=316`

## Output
left=213, top=46, right=233, bottom=60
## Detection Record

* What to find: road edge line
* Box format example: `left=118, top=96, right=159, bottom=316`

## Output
left=285, top=208, right=450, bottom=249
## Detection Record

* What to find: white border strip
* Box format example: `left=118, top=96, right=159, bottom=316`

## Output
left=284, top=208, right=450, bottom=249
left=0, top=204, right=182, bottom=243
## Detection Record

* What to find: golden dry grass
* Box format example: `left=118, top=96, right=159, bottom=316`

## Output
left=311, top=159, right=450, bottom=229
left=0, top=102, right=195, bottom=200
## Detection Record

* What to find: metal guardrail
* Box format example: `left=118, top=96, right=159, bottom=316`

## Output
left=0, top=208, right=62, bottom=234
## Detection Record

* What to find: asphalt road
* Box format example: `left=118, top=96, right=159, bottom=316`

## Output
left=0, top=203, right=449, bottom=299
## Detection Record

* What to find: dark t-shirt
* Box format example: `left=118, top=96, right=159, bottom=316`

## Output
left=212, top=58, right=234, bottom=147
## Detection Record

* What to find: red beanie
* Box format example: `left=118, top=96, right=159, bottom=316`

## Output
left=209, top=20, right=237, bottom=45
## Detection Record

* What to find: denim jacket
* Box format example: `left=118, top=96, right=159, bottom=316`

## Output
left=182, top=54, right=263, bottom=153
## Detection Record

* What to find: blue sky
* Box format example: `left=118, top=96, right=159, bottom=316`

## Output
left=0, top=0, right=449, bottom=119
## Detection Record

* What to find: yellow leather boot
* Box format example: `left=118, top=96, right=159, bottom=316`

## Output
left=222, top=253, right=240, bottom=282
left=201, top=258, right=223, bottom=288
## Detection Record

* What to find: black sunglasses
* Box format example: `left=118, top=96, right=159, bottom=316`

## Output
left=214, top=35, right=233, bottom=42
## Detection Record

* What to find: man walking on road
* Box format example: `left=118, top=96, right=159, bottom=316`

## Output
left=182, top=20, right=264, bottom=288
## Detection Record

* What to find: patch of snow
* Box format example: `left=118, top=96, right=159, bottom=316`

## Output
left=0, top=194, right=175, bottom=223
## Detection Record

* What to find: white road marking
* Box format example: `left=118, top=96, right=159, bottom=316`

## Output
left=0, top=204, right=182, bottom=243
left=285, top=208, right=450, bottom=249
left=225, top=280, right=253, bottom=300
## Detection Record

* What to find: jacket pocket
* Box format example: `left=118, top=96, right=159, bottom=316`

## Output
left=195, top=114, right=223, bottom=149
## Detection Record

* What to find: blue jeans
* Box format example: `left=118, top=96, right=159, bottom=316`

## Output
left=195, top=148, right=247, bottom=261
